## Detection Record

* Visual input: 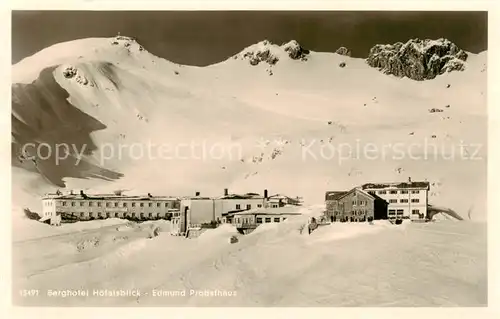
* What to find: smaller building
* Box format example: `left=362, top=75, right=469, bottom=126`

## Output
left=231, top=206, right=303, bottom=234
left=266, top=194, right=302, bottom=208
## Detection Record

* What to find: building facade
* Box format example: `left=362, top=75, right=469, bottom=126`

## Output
left=41, top=191, right=180, bottom=225
left=171, top=189, right=301, bottom=235
left=325, top=180, right=429, bottom=222
left=361, top=181, right=429, bottom=220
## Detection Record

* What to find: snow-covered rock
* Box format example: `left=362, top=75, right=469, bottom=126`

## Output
left=335, top=46, right=351, bottom=57
left=366, top=38, right=468, bottom=80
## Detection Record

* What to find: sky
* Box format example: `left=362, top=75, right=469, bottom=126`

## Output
left=12, top=11, right=487, bottom=66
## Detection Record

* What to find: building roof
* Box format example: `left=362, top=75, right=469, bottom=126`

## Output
left=42, top=193, right=180, bottom=201
left=336, top=187, right=376, bottom=201
left=361, top=181, right=430, bottom=190
left=217, top=193, right=264, bottom=200
left=325, top=191, right=348, bottom=201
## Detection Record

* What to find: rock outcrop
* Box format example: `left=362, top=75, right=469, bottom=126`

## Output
left=241, top=40, right=280, bottom=66
left=335, top=46, right=351, bottom=57
left=237, top=40, right=309, bottom=66
left=282, top=40, right=309, bottom=61
left=366, top=38, right=468, bottom=80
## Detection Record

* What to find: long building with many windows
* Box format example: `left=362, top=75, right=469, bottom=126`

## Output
left=41, top=190, right=180, bottom=225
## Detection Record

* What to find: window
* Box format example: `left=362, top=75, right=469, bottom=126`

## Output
left=390, top=191, right=398, bottom=194
left=274, top=218, right=280, bottom=222
left=132, top=213, right=136, bottom=218
left=401, top=190, right=409, bottom=194
left=89, top=202, right=93, bottom=207
left=97, top=202, right=102, bottom=207
left=411, top=190, right=420, bottom=194
left=246, top=204, right=251, bottom=210
left=71, top=202, right=75, bottom=207
left=389, top=199, right=397, bottom=203
left=412, top=209, right=420, bottom=214
left=165, top=203, right=169, bottom=207
left=123, top=202, right=127, bottom=207
left=139, top=203, right=144, bottom=207
left=352, top=200, right=356, bottom=205
left=62, top=201, right=67, bottom=206
left=80, top=202, right=84, bottom=206
left=265, top=217, right=271, bottom=223
left=140, top=213, right=144, bottom=218
left=115, top=213, right=118, bottom=217
left=80, top=212, right=84, bottom=217
left=257, top=204, right=262, bottom=208
left=106, top=212, right=111, bottom=218
left=400, top=199, right=409, bottom=203
left=149, top=213, right=153, bottom=218
left=388, top=210, right=396, bottom=215
left=378, top=190, right=386, bottom=195
left=256, top=218, right=262, bottom=223
left=272, top=204, right=278, bottom=208
left=157, top=203, right=161, bottom=207
left=396, top=209, right=404, bottom=215
left=411, top=199, right=420, bottom=203
left=236, top=204, right=241, bottom=210
left=114, top=202, right=118, bottom=207
left=106, top=202, right=110, bottom=207
left=132, top=202, right=136, bottom=207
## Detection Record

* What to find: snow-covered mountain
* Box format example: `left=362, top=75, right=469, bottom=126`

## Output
left=11, top=36, right=487, bottom=224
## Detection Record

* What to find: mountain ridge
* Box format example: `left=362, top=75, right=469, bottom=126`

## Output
left=11, top=35, right=488, bottom=223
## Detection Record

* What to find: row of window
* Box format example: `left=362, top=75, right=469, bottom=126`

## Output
left=235, top=204, right=263, bottom=210
left=256, top=217, right=285, bottom=223
left=352, top=200, right=368, bottom=206
left=388, top=209, right=421, bottom=215
left=388, top=209, right=404, bottom=215
left=388, top=199, right=420, bottom=203
left=378, top=190, right=421, bottom=195
left=56, top=200, right=178, bottom=208
left=69, top=212, right=168, bottom=218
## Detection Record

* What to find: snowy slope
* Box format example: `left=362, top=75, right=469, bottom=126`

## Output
left=12, top=207, right=487, bottom=306
left=11, top=36, right=487, bottom=225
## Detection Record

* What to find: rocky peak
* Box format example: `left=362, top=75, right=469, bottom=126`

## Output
left=281, top=40, right=309, bottom=61
left=235, top=40, right=309, bottom=66
left=366, top=38, right=468, bottom=80
left=110, top=35, right=145, bottom=52
left=335, top=46, right=351, bottom=57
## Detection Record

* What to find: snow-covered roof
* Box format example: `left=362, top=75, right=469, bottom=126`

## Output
left=42, top=193, right=180, bottom=201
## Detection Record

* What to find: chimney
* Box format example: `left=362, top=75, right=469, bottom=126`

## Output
left=264, top=189, right=268, bottom=199
left=195, top=191, right=200, bottom=197
left=148, top=193, right=152, bottom=198
left=408, top=177, right=412, bottom=183
left=224, top=188, right=229, bottom=196
left=80, top=190, right=88, bottom=199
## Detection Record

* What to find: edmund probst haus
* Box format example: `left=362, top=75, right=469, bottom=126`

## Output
left=325, top=179, right=430, bottom=222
